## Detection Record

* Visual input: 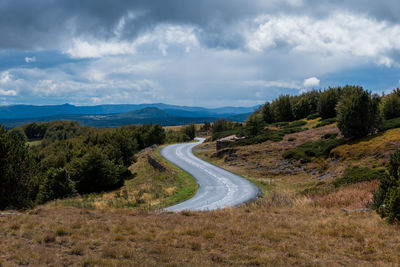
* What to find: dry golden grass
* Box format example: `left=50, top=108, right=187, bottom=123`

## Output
left=331, top=128, right=400, bottom=160
left=1, top=197, right=400, bottom=266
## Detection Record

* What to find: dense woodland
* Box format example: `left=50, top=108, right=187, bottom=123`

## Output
left=0, top=121, right=196, bottom=209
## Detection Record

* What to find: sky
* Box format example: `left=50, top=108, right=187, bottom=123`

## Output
left=0, top=0, right=400, bottom=107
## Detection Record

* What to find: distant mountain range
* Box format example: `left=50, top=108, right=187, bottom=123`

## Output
left=0, top=103, right=257, bottom=128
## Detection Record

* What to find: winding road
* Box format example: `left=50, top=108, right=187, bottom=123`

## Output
left=161, top=138, right=260, bottom=211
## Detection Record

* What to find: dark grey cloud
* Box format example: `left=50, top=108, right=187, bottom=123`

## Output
left=6, top=0, right=400, bottom=51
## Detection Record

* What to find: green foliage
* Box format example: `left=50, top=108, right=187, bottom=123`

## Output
left=318, top=87, right=342, bottom=119
left=307, top=113, right=319, bottom=120
left=272, top=95, right=294, bottom=122
left=333, top=166, right=384, bottom=187
left=23, top=122, right=48, bottom=139
left=283, top=138, right=345, bottom=162
left=8, top=127, right=27, bottom=142
left=285, top=120, right=307, bottom=128
left=322, top=132, right=338, bottom=139
left=337, top=86, right=380, bottom=138
left=0, top=126, right=39, bottom=209
left=379, top=89, right=400, bottom=120
left=182, top=123, right=196, bottom=140
left=245, top=113, right=265, bottom=137
left=373, top=149, right=400, bottom=223
left=379, top=117, right=400, bottom=131
left=36, top=168, right=77, bottom=204
left=261, top=102, right=274, bottom=123
left=293, top=97, right=312, bottom=120
left=200, top=121, right=211, bottom=131
left=288, top=137, right=296, bottom=141
left=314, top=118, right=337, bottom=128
left=71, top=147, right=126, bottom=193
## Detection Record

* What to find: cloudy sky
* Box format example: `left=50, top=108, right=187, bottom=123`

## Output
left=0, top=0, right=400, bottom=107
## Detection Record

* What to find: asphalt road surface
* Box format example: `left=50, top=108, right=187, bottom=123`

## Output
left=161, top=138, right=260, bottom=211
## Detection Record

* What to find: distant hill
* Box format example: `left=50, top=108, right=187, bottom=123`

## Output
left=0, top=103, right=258, bottom=119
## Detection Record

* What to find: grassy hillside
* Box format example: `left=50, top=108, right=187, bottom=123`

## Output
left=2, top=117, right=400, bottom=265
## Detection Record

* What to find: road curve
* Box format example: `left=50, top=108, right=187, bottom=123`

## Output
left=161, top=138, right=260, bottom=211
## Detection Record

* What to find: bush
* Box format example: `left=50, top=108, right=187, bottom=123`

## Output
left=283, top=138, right=345, bottom=162
left=337, top=87, right=380, bottom=138
left=71, top=148, right=127, bottom=193
left=333, top=166, right=384, bottom=187
left=322, top=133, right=338, bottom=139
left=288, top=137, right=296, bottom=142
left=379, top=117, right=400, bottom=131
left=285, top=120, right=307, bottom=128
left=314, top=118, right=337, bottom=128
left=307, top=113, right=319, bottom=120
left=36, top=168, right=77, bottom=204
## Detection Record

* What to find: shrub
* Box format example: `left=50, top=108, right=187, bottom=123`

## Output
left=373, top=149, right=400, bottom=223
left=379, top=117, right=400, bottom=131
left=71, top=148, right=126, bottom=193
left=283, top=138, right=345, bottom=162
left=322, top=133, right=338, bottom=139
left=36, top=168, right=77, bottom=204
left=314, top=118, right=337, bottom=128
left=336, top=87, right=380, bottom=138
left=288, top=137, right=296, bottom=142
left=333, top=166, right=384, bottom=187
left=307, top=113, right=319, bottom=120
left=285, top=120, right=307, bottom=128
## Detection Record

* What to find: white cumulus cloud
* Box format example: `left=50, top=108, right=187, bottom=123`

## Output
left=303, top=77, right=320, bottom=87
left=246, top=13, right=400, bottom=66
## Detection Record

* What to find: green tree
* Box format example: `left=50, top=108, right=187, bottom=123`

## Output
left=379, top=89, right=400, bottom=120
left=261, top=102, right=274, bottom=123
left=293, top=97, right=312, bottom=120
left=8, top=127, right=27, bottom=142
left=0, top=126, right=39, bottom=209
left=71, top=148, right=126, bottom=193
left=182, top=123, right=196, bottom=140
left=373, top=149, right=400, bottom=223
left=272, top=95, right=294, bottom=122
left=336, top=87, right=380, bottom=138
left=246, top=113, right=264, bottom=136
left=144, top=124, right=166, bottom=146
left=36, top=168, right=77, bottom=204
left=318, top=87, right=342, bottom=119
